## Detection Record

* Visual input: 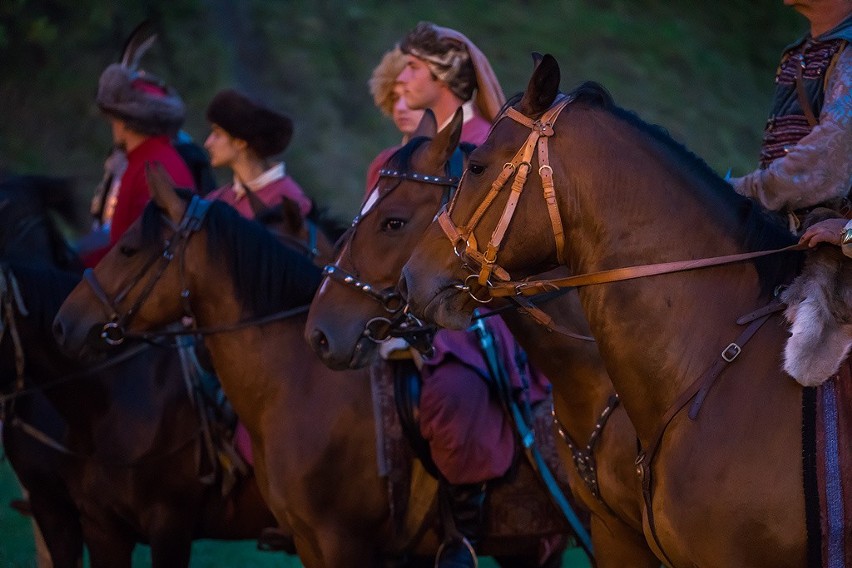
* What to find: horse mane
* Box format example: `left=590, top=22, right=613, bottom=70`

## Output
left=306, top=201, right=348, bottom=243
left=563, top=81, right=803, bottom=293
left=1, top=260, right=81, bottom=331
left=139, top=192, right=323, bottom=316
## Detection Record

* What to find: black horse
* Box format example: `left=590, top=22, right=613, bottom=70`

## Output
left=0, top=175, right=284, bottom=567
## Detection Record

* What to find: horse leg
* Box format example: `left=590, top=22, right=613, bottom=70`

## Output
left=29, top=497, right=83, bottom=568
left=147, top=520, right=193, bottom=568
left=590, top=514, right=660, bottom=568
left=84, top=527, right=134, bottom=568
left=297, top=527, right=382, bottom=568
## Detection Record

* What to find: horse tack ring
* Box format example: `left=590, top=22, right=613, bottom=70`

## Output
left=462, top=274, right=493, bottom=304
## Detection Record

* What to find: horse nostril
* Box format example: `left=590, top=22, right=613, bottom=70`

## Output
left=52, top=319, right=65, bottom=346
left=397, top=275, right=409, bottom=301
left=309, top=329, right=330, bottom=356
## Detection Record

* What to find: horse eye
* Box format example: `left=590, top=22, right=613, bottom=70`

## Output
left=468, top=164, right=485, bottom=175
left=382, top=218, right=406, bottom=231
left=118, top=245, right=138, bottom=256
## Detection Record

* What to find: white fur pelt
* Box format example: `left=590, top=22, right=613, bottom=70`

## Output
left=782, top=231, right=852, bottom=386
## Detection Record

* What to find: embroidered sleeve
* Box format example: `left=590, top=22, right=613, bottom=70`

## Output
left=732, top=47, right=852, bottom=212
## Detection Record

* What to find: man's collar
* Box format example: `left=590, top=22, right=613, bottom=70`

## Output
left=232, top=162, right=285, bottom=199
left=439, top=100, right=475, bottom=132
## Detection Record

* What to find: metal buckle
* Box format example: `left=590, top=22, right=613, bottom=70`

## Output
left=721, top=342, right=741, bottom=362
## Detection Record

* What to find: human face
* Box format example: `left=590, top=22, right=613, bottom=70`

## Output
left=391, top=82, right=425, bottom=139
left=109, top=117, right=128, bottom=151
left=204, top=125, right=241, bottom=169
left=396, top=54, right=444, bottom=111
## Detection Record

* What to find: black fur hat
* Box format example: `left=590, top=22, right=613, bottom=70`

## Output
left=206, top=89, right=294, bottom=158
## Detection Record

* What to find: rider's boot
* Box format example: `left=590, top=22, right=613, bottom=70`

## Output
left=435, top=481, right=487, bottom=568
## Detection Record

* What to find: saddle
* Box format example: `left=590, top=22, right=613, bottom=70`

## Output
left=369, top=354, right=581, bottom=556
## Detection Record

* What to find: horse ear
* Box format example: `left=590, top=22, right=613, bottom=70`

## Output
left=146, top=162, right=184, bottom=223
left=410, top=109, right=438, bottom=139
left=531, top=52, right=544, bottom=68
left=424, top=107, right=463, bottom=168
left=519, top=53, right=560, bottom=115
left=279, top=197, right=303, bottom=233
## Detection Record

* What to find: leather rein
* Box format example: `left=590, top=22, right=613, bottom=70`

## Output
left=83, top=196, right=309, bottom=347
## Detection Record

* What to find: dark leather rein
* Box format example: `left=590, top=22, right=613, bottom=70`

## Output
left=84, top=196, right=309, bottom=347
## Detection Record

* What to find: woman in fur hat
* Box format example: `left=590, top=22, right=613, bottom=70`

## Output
left=204, top=89, right=312, bottom=219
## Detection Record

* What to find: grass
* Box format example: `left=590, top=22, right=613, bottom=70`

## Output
left=0, top=457, right=591, bottom=567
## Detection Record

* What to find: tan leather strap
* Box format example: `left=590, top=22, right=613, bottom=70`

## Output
left=439, top=95, right=574, bottom=290
left=489, top=242, right=807, bottom=298
left=636, top=300, right=784, bottom=567
left=795, top=49, right=819, bottom=127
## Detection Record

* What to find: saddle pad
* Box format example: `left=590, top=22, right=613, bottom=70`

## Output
left=805, top=357, right=852, bottom=568
left=369, top=355, right=580, bottom=542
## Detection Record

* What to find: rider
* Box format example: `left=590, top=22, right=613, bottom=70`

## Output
left=729, top=0, right=852, bottom=230
left=365, top=47, right=426, bottom=193
left=82, top=55, right=196, bottom=267
left=393, top=22, right=552, bottom=568
left=204, top=88, right=312, bottom=219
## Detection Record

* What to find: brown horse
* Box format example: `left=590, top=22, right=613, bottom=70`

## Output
left=402, top=54, right=817, bottom=567
left=52, top=172, right=580, bottom=567
left=0, top=177, right=281, bottom=567
left=0, top=260, right=280, bottom=567
left=305, top=110, right=659, bottom=567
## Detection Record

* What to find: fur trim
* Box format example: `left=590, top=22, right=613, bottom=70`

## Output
left=97, top=64, right=185, bottom=136
left=369, top=48, right=406, bottom=116
left=781, top=210, right=852, bottom=386
left=206, top=89, right=293, bottom=159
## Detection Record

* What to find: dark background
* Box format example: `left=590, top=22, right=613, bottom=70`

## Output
left=0, top=0, right=803, bottom=229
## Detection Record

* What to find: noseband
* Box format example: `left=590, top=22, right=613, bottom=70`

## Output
left=84, top=195, right=211, bottom=346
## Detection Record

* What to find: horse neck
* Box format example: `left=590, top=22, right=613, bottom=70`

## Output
left=558, top=111, right=771, bottom=439
left=499, top=293, right=615, bottom=432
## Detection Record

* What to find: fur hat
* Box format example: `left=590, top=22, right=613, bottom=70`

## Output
left=400, top=22, right=506, bottom=122
left=206, top=89, right=294, bottom=158
left=97, top=65, right=186, bottom=136
left=96, top=22, right=185, bottom=137
left=369, top=47, right=407, bottom=116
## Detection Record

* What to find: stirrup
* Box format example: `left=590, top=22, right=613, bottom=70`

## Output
left=434, top=536, right=478, bottom=568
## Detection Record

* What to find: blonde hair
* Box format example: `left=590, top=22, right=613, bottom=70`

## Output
left=368, top=47, right=407, bottom=116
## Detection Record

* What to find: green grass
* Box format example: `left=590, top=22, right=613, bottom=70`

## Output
left=1, top=457, right=591, bottom=567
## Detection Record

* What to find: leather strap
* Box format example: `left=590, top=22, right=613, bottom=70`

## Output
left=489, top=242, right=807, bottom=298
left=795, top=49, right=819, bottom=127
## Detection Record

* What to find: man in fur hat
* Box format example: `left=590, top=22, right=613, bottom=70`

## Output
left=204, top=88, right=312, bottom=219
left=397, top=21, right=505, bottom=146
left=84, top=62, right=195, bottom=266
left=394, top=22, right=555, bottom=568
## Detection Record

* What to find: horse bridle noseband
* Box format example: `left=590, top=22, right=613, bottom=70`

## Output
left=84, top=195, right=211, bottom=346
left=437, top=94, right=574, bottom=295
left=321, top=145, right=464, bottom=351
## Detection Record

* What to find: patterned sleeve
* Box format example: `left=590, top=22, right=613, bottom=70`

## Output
left=731, top=46, right=852, bottom=212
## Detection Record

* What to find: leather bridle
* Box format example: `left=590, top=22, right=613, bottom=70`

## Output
left=321, top=145, right=464, bottom=350
left=84, top=195, right=211, bottom=346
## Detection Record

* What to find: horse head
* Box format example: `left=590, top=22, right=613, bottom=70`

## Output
left=402, top=54, right=572, bottom=330
left=53, top=163, right=321, bottom=358
left=306, top=109, right=465, bottom=369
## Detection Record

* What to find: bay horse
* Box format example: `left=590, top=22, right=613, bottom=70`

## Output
left=0, top=176, right=281, bottom=567
left=0, top=261, right=280, bottom=567
left=305, top=110, right=659, bottom=567
left=401, top=54, right=817, bottom=567
left=52, top=169, right=581, bottom=567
